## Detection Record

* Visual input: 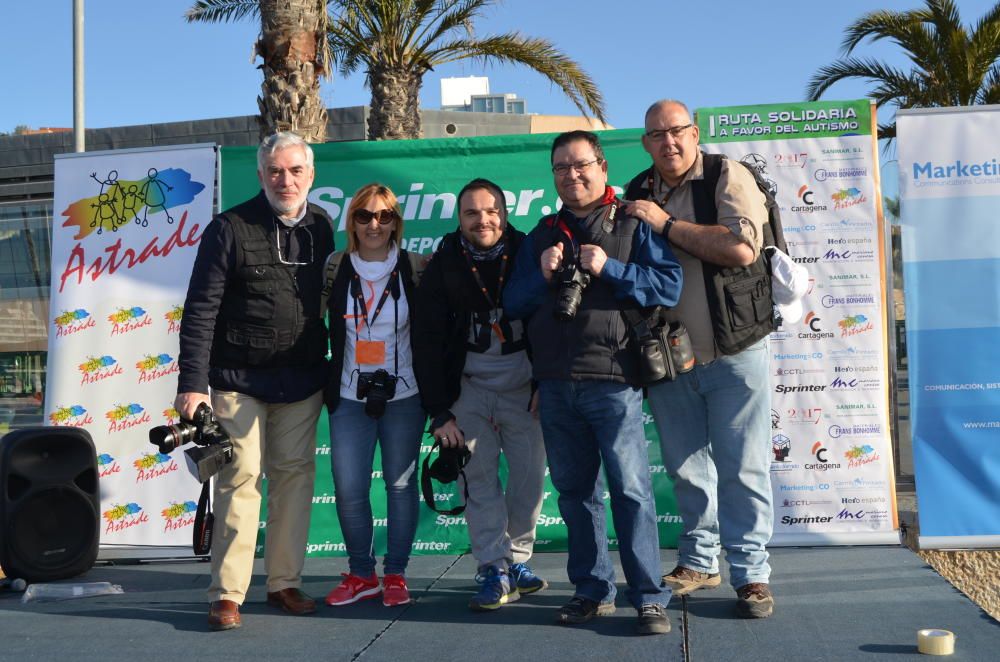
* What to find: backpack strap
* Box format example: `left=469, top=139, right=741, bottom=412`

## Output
left=320, top=250, right=345, bottom=317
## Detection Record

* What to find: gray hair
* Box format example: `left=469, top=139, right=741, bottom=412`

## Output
left=644, top=99, right=692, bottom=124
left=257, top=131, right=314, bottom=171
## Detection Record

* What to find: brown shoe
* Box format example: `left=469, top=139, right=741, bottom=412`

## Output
left=208, top=600, right=241, bottom=631
left=735, top=582, right=774, bottom=619
left=662, top=566, right=722, bottom=596
left=266, top=587, right=317, bottom=615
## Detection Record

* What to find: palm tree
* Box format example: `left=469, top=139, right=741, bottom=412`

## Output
left=188, top=0, right=606, bottom=141
left=186, top=0, right=331, bottom=142
left=806, top=0, right=1000, bottom=138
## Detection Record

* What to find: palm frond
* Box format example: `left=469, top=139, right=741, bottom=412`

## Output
left=185, top=0, right=259, bottom=24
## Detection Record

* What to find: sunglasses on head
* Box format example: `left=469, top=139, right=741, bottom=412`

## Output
left=352, top=208, right=399, bottom=225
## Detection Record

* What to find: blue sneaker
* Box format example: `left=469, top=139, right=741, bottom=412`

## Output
left=469, top=566, right=519, bottom=611
left=510, top=562, right=548, bottom=594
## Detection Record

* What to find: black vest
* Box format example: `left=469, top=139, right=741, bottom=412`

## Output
left=211, top=194, right=331, bottom=369
left=625, top=156, right=774, bottom=355
left=525, top=202, right=640, bottom=384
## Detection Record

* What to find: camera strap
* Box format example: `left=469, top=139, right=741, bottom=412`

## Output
left=193, top=480, right=213, bottom=556
left=350, top=267, right=401, bottom=377
left=420, top=440, right=470, bottom=515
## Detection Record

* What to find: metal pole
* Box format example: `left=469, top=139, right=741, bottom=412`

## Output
left=73, top=0, right=85, bottom=152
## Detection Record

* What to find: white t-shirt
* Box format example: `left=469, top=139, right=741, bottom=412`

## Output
left=339, top=243, right=418, bottom=402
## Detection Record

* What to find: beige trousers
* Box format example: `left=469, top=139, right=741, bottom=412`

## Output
left=206, top=389, right=322, bottom=604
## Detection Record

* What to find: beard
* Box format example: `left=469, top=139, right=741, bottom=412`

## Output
left=264, top=187, right=308, bottom=219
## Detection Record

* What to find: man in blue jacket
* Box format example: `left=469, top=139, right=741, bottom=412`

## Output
left=505, top=130, right=682, bottom=635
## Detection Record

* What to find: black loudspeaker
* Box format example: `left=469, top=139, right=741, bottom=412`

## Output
left=0, top=427, right=100, bottom=582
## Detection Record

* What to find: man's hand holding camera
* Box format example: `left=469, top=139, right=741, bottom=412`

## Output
left=175, top=391, right=211, bottom=421
left=541, top=241, right=608, bottom=281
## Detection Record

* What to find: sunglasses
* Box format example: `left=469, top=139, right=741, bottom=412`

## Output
left=352, top=208, right=399, bottom=225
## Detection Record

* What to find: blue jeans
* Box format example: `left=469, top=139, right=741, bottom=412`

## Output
left=329, top=394, right=424, bottom=576
left=647, top=338, right=772, bottom=588
left=538, top=380, right=670, bottom=609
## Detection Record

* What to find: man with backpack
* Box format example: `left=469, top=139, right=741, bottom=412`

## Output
left=622, top=99, right=776, bottom=619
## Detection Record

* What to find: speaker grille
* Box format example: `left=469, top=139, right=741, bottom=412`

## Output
left=9, top=486, right=98, bottom=571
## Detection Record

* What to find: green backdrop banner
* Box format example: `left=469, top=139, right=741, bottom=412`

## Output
left=220, top=129, right=682, bottom=558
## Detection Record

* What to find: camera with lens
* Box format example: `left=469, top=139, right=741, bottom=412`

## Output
left=149, top=403, right=233, bottom=483
left=356, top=368, right=398, bottom=419
left=553, top=262, right=591, bottom=322
left=420, top=438, right=472, bottom=515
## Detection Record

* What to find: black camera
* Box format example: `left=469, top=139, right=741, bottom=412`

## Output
left=356, top=368, right=398, bottom=419
left=149, top=403, right=233, bottom=483
left=553, top=263, right=591, bottom=321
left=420, top=438, right=472, bottom=515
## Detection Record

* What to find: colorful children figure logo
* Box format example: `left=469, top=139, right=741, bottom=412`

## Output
left=79, top=355, right=123, bottom=386
left=108, top=306, right=151, bottom=335
left=161, top=501, right=197, bottom=532
left=97, top=452, right=122, bottom=478
left=49, top=404, right=91, bottom=426
left=61, top=167, right=206, bottom=239
left=54, top=309, right=95, bottom=337
left=136, top=354, right=178, bottom=383
left=165, top=305, right=183, bottom=334
left=105, top=402, right=151, bottom=433
left=134, top=452, right=179, bottom=483
left=845, top=444, right=879, bottom=468
left=838, top=314, right=873, bottom=338
left=136, top=354, right=173, bottom=371
left=103, top=502, right=149, bottom=534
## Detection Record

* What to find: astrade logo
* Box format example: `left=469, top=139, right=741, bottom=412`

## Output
left=49, top=404, right=93, bottom=427
left=97, top=452, right=122, bottom=478
left=108, top=306, right=151, bottom=335
left=79, top=355, right=123, bottom=386
left=844, top=444, right=880, bottom=468
left=161, top=501, right=197, bottom=532
left=133, top=452, right=179, bottom=483
left=831, top=187, right=866, bottom=210
left=136, top=353, right=178, bottom=383
left=164, top=305, right=183, bottom=334
left=103, top=502, right=149, bottom=534
left=838, top=314, right=874, bottom=337
left=54, top=308, right=95, bottom=337
left=61, top=167, right=205, bottom=239
left=106, top=403, right=151, bottom=434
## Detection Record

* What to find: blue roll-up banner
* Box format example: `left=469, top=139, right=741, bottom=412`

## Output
left=897, top=106, right=1000, bottom=549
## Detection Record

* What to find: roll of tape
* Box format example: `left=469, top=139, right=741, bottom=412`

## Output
left=917, top=629, right=955, bottom=655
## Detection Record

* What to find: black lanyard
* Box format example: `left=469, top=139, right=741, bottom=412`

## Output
left=461, top=248, right=510, bottom=315
left=647, top=171, right=675, bottom=207
left=350, top=269, right=397, bottom=335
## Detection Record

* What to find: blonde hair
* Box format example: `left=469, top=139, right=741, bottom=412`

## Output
left=345, top=183, right=405, bottom=253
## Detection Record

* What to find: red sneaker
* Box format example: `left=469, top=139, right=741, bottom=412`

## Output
left=382, top=574, right=410, bottom=606
left=325, top=573, right=380, bottom=606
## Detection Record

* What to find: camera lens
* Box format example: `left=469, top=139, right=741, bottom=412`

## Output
left=149, top=422, right=197, bottom=453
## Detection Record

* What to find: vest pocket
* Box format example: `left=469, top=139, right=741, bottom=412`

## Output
left=723, top=274, right=770, bottom=330
left=226, top=322, right=278, bottom=364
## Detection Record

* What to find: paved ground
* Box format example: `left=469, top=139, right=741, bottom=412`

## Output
left=1, top=546, right=996, bottom=661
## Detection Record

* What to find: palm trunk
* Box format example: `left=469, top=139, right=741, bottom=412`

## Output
left=368, top=66, right=423, bottom=140
left=256, top=0, right=329, bottom=142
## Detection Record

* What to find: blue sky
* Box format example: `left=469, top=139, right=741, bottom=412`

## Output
left=4, top=0, right=997, bottom=135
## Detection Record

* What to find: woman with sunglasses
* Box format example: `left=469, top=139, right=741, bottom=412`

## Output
left=322, top=183, right=426, bottom=608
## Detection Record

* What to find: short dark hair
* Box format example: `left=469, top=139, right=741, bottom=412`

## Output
left=456, top=177, right=508, bottom=225
left=550, top=130, right=605, bottom=164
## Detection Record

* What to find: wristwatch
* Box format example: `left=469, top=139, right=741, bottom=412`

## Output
left=664, top=216, right=677, bottom=240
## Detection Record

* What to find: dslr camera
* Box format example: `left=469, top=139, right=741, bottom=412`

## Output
left=149, top=403, right=233, bottom=483
left=356, top=368, right=398, bottom=419
left=420, top=438, right=472, bottom=515
left=553, top=262, right=590, bottom=322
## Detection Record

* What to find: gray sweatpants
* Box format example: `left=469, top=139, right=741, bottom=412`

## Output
left=452, top=377, right=547, bottom=571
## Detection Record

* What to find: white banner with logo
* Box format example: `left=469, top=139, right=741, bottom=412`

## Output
left=897, top=106, right=1000, bottom=549
left=46, top=145, right=217, bottom=556
left=698, top=100, right=899, bottom=545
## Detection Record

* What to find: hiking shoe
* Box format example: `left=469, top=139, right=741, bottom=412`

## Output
left=636, top=603, right=672, bottom=635
left=555, top=595, right=616, bottom=625
left=469, top=566, right=519, bottom=611
left=382, top=574, right=410, bottom=606
left=662, top=565, right=722, bottom=596
left=509, top=562, right=548, bottom=594
left=735, top=582, right=774, bottom=619
left=325, top=572, right=381, bottom=606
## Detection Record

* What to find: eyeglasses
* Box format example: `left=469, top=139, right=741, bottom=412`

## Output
left=644, top=124, right=694, bottom=142
left=551, top=159, right=603, bottom=176
left=352, top=208, right=399, bottom=225
left=275, top=223, right=314, bottom=266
